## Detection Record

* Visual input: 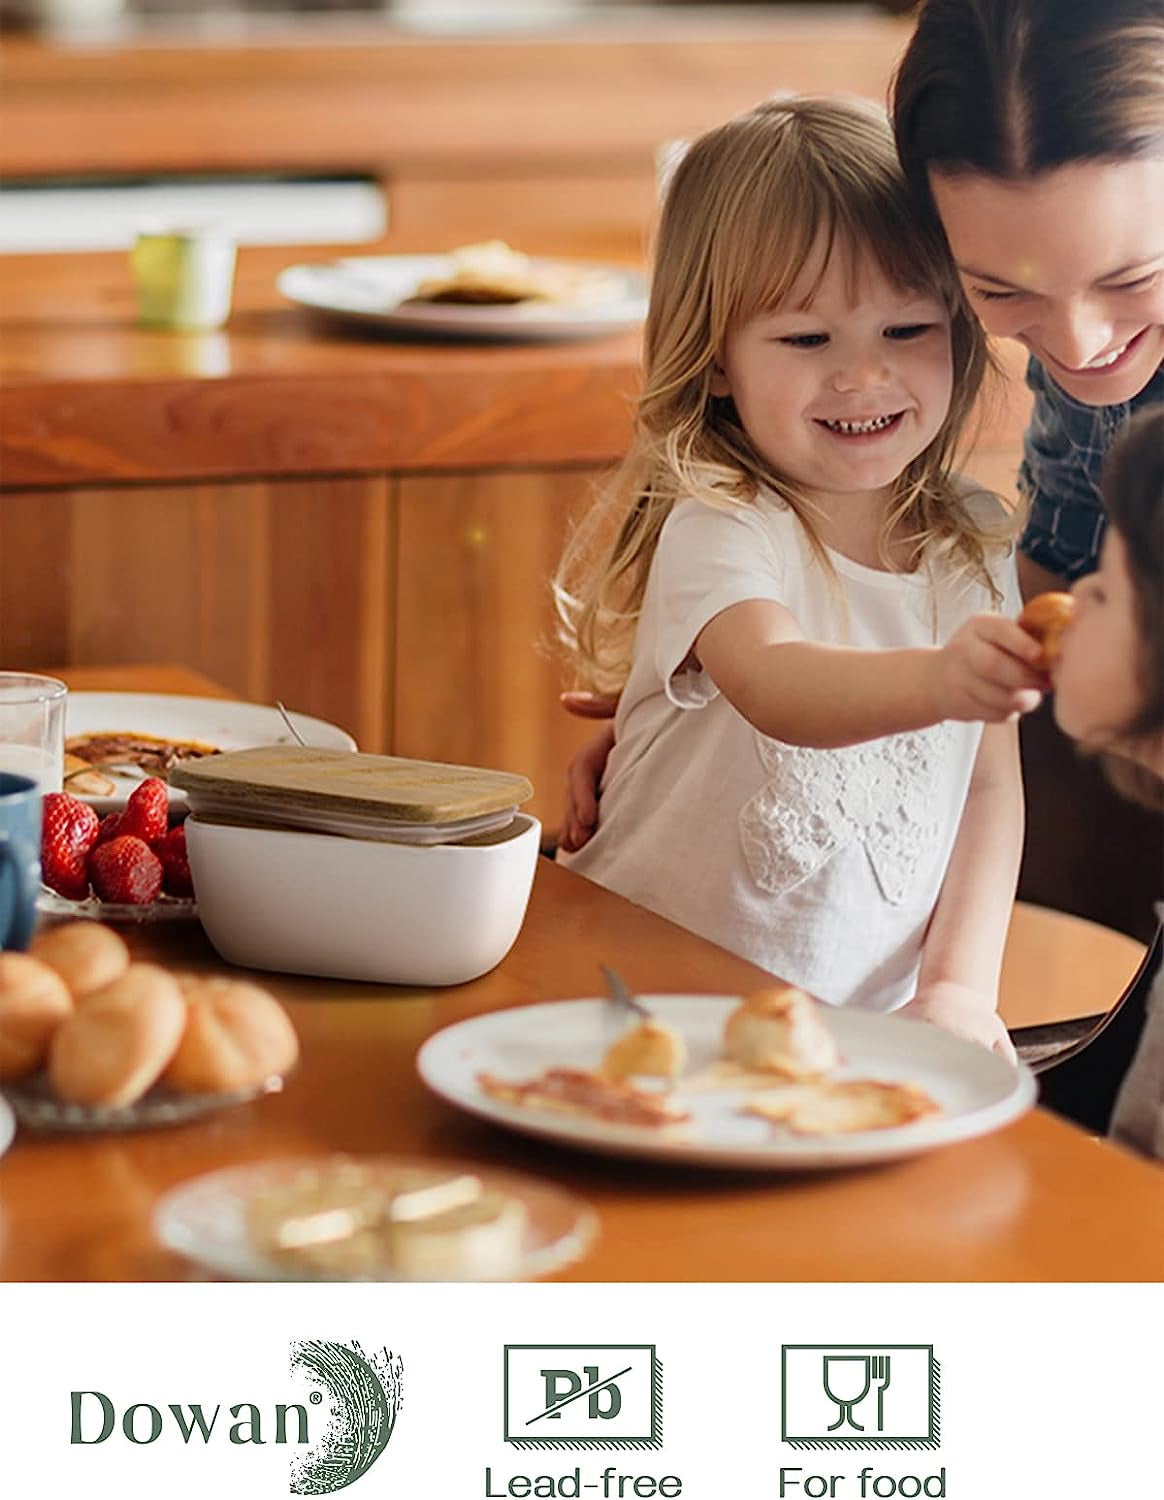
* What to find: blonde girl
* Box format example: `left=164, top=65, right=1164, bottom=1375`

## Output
left=555, top=97, right=1047, bottom=1054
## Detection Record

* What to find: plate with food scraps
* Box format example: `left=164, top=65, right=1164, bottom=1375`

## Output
left=153, top=1155, right=598, bottom=1282
left=416, top=994, right=1037, bottom=1170
left=64, top=692, right=357, bottom=813
left=278, top=253, right=648, bottom=342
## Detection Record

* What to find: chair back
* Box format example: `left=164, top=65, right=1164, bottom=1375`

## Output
left=1036, top=922, right=1164, bottom=1134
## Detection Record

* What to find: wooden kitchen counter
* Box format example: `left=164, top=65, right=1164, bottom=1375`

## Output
left=0, top=245, right=641, bottom=487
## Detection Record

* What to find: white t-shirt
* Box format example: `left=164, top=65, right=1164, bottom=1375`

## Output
left=560, top=485, right=1021, bottom=1012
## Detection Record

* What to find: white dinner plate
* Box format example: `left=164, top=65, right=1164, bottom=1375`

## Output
left=64, top=691, right=357, bottom=813
left=278, top=255, right=648, bottom=341
left=417, top=995, right=1037, bottom=1171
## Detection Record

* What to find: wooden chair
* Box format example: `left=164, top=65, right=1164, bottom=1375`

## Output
left=1021, top=923, right=1163, bottom=1135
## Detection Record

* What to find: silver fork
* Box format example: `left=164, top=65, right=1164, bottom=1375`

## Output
left=870, top=1354, right=892, bottom=1430
left=600, top=964, right=652, bottom=1020
left=275, top=701, right=309, bottom=747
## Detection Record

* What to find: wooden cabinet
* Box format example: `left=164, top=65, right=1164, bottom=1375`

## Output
left=0, top=465, right=603, bottom=834
left=393, top=466, right=607, bottom=824
left=0, top=476, right=394, bottom=757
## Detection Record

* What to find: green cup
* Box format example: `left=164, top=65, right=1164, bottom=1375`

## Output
left=131, top=228, right=237, bottom=331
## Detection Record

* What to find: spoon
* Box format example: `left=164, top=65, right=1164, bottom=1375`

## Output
left=275, top=701, right=309, bottom=747
left=600, top=963, right=652, bottom=1020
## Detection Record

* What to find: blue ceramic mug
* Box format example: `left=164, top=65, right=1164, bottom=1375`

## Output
left=0, top=772, right=41, bottom=952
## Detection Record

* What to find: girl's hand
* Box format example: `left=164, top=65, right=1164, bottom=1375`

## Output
left=899, top=981, right=1017, bottom=1063
left=931, top=614, right=1046, bottom=723
left=560, top=691, right=620, bottom=721
left=558, top=720, right=617, bottom=853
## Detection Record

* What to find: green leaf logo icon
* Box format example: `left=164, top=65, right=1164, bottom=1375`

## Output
left=288, top=1339, right=403, bottom=1495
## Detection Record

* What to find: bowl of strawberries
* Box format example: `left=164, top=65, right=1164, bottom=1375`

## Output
left=38, top=777, right=198, bottom=923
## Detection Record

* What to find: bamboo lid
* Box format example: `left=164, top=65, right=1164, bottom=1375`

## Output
left=170, top=746, right=533, bottom=826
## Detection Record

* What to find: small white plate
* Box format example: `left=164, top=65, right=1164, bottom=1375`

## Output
left=278, top=255, right=648, bottom=341
left=417, top=995, right=1037, bottom=1171
left=64, top=692, right=356, bottom=813
left=154, top=1156, right=598, bottom=1282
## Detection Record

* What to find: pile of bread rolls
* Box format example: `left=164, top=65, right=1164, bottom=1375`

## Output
left=0, top=922, right=298, bottom=1109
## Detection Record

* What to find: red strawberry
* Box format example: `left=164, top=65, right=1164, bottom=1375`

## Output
left=41, top=792, right=100, bottom=900
left=94, top=810, right=125, bottom=847
left=120, top=777, right=169, bottom=844
left=89, top=835, right=163, bottom=905
left=154, top=824, right=194, bottom=898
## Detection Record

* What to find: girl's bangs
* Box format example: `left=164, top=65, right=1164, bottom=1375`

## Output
left=720, top=182, right=952, bottom=337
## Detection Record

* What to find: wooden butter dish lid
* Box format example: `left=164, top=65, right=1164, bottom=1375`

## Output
left=170, top=746, right=533, bottom=827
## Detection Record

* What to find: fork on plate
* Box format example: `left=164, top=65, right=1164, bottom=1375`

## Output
left=600, top=964, right=653, bottom=1020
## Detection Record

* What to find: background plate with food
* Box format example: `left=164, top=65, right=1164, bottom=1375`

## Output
left=64, top=692, right=356, bottom=814
left=417, top=995, right=1036, bottom=1170
left=277, top=247, right=649, bottom=342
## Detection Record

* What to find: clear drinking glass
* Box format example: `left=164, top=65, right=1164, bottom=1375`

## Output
left=0, top=673, right=67, bottom=793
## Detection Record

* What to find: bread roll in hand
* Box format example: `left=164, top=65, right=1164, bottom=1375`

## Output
left=1017, top=592, right=1075, bottom=668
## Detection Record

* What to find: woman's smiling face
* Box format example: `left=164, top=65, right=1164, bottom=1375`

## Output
left=929, top=157, right=1164, bottom=406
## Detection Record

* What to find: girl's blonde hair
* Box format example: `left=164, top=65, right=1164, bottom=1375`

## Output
left=556, top=95, right=1000, bottom=695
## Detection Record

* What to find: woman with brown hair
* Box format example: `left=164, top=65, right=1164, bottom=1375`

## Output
left=891, top=0, right=1163, bottom=598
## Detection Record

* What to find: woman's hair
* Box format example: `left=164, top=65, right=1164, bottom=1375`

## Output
left=893, top=0, right=1164, bottom=209
left=555, top=95, right=996, bottom=694
left=1096, top=407, right=1164, bottom=810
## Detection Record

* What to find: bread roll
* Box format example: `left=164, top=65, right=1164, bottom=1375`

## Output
left=30, top=921, right=130, bottom=999
left=1017, top=591, right=1075, bottom=667
left=723, top=985, right=840, bottom=1079
left=163, top=974, right=299, bottom=1095
left=0, top=953, right=73, bottom=1080
left=49, top=963, right=185, bottom=1107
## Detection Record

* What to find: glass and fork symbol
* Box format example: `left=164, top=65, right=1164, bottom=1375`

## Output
left=822, top=1353, right=892, bottom=1432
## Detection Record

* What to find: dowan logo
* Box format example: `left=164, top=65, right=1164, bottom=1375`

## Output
left=68, top=1337, right=403, bottom=1496
left=290, top=1339, right=404, bottom=1495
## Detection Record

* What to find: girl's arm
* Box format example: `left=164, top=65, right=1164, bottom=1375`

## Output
left=696, top=598, right=1045, bottom=748
left=898, top=721, right=1024, bottom=1059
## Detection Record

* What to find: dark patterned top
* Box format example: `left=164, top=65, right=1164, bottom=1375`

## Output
left=1018, top=356, right=1164, bottom=580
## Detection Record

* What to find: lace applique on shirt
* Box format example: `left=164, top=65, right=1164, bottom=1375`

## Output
left=738, top=723, right=957, bottom=905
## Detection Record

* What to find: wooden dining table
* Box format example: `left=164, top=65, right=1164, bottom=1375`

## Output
left=2, top=664, right=1160, bottom=1283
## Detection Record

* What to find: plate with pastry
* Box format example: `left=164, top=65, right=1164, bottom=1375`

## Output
left=0, top=933, right=299, bottom=1132
left=278, top=242, right=648, bottom=342
left=416, top=986, right=1036, bottom=1170
left=153, top=1155, right=598, bottom=1282
left=64, top=692, right=356, bottom=813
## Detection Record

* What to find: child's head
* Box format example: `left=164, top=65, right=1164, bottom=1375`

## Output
left=1053, top=408, right=1164, bottom=807
left=642, top=95, right=985, bottom=513
left=893, top=0, right=1164, bottom=407
left=556, top=95, right=996, bottom=694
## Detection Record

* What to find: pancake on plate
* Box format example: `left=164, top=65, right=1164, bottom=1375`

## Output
left=478, top=1066, right=690, bottom=1129
left=409, top=240, right=624, bottom=308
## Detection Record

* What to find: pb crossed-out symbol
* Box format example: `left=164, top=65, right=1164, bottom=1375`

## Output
left=532, top=1364, right=631, bottom=1424
left=503, top=1346, right=661, bottom=1450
